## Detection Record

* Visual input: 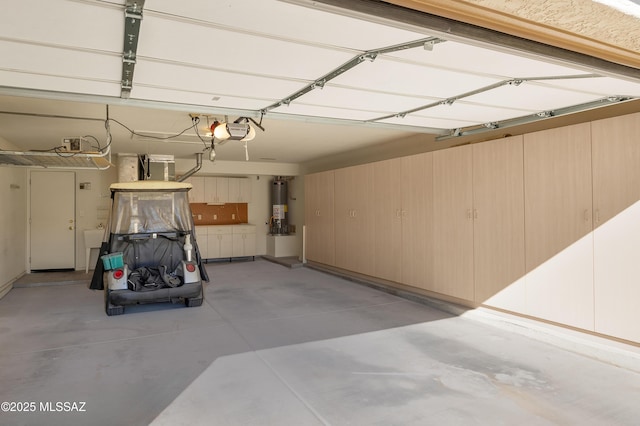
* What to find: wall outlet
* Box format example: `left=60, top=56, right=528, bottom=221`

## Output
left=232, top=214, right=236, bottom=220
left=213, top=214, right=217, bottom=220
left=197, top=214, right=202, bottom=220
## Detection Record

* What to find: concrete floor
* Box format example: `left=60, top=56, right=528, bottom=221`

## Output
left=1, top=260, right=639, bottom=426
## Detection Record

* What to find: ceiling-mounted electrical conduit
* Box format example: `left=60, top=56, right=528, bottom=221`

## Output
left=261, top=36, right=446, bottom=114
left=0, top=108, right=114, bottom=169
left=0, top=145, right=112, bottom=170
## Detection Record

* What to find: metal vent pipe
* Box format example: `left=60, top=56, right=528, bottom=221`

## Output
left=177, top=152, right=202, bottom=182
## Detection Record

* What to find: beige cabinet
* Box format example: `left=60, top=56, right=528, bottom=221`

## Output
left=592, top=112, right=640, bottom=342
left=194, top=226, right=208, bottom=258
left=432, top=145, right=474, bottom=301
left=186, top=176, right=232, bottom=203
left=334, top=164, right=375, bottom=276
left=373, top=158, right=403, bottom=283
left=523, top=123, right=594, bottom=330
left=206, top=177, right=229, bottom=203
left=373, top=153, right=433, bottom=288
left=304, top=171, right=335, bottom=266
left=401, top=153, right=433, bottom=289
left=206, top=226, right=233, bottom=259
left=232, top=225, right=256, bottom=257
left=228, top=178, right=252, bottom=203
left=186, top=176, right=205, bottom=203
left=472, top=136, right=526, bottom=312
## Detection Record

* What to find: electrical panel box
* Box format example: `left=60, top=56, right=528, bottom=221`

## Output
left=61, top=137, right=88, bottom=152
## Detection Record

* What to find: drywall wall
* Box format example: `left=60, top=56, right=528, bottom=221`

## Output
left=75, top=167, right=118, bottom=272
left=0, top=136, right=27, bottom=298
left=0, top=166, right=27, bottom=298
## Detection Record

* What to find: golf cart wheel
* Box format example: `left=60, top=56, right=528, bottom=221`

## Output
left=185, top=297, right=203, bottom=307
left=106, top=304, right=125, bottom=316
left=104, top=288, right=125, bottom=316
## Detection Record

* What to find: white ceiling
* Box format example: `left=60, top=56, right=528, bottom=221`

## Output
left=0, top=0, right=639, bottom=165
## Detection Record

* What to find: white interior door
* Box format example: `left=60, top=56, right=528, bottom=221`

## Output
left=30, top=171, right=76, bottom=270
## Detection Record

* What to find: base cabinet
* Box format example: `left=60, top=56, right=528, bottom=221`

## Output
left=196, top=225, right=255, bottom=260
left=232, top=225, right=256, bottom=257
left=207, top=227, right=233, bottom=259
left=195, top=227, right=209, bottom=258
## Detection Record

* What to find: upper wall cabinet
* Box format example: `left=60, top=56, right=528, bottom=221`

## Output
left=591, top=112, right=640, bottom=343
left=523, top=123, right=594, bottom=330
left=206, top=177, right=229, bottom=203
left=187, top=176, right=205, bottom=203
left=304, top=170, right=335, bottom=266
left=185, top=177, right=251, bottom=204
left=473, top=136, right=526, bottom=312
left=228, top=178, right=252, bottom=203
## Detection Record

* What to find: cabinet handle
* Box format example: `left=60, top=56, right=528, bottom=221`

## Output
left=473, top=209, right=478, bottom=220
left=401, top=210, right=407, bottom=217
left=396, top=209, right=401, bottom=218
left=466, top=209, right=472, bottom=220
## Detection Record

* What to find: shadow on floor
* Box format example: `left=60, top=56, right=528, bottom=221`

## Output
left=13, top=269, right=91, bottom=287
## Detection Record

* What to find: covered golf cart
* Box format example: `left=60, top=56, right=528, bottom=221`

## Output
left=90, top=181, right=208, bottom=315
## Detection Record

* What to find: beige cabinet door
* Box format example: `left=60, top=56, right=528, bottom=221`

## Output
left=472, top=136, right=526, bottom=311
left=186, top=176, right=205, bottom=203
left=195, top=227, right=208, bottom=259
left=334, top=164, right=375, bottom=276
left=232, top=234, right=246, bottom=257
left=373, top=158, right=403, bottom=282
left=228, top=178, right=252, bottom=203
left=524, top=123, right=594, bottom=330
left=432, top=145, right=474, bottom=301
left=304, top=171, right=335, bottom=265
left=204, top=177, right=218, bottom=203
left=232, top=225, right=256, bottom=257
left=401, top=152, right=433, bottom=289
left=592, top=112, right=640, bottom=342
left=216, top=177, right=229, bottom=203
left=204, top=177, right=229, bottom=203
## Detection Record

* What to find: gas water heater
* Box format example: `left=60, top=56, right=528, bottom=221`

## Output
left=270, top=178, right=289, bottom=235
